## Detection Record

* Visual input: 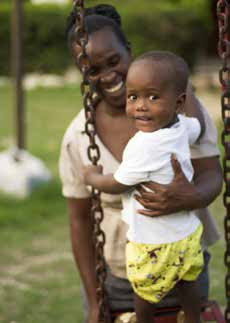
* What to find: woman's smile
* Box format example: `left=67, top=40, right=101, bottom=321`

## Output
left=104, top=80, right=124, bottom=94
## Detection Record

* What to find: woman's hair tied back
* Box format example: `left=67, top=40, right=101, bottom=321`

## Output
left=66, top=3, right=130, bottom=51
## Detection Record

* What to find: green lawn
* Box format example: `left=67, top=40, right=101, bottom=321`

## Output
left=0, top=84, right=226, bottom=322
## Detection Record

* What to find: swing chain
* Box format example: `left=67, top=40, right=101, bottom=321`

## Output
left=217, top=0, right=230, bottom=321
left=74, top=1, right=111, bottom=322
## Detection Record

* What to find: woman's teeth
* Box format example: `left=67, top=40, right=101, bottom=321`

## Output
left=105, top=81, right=123, bottom=93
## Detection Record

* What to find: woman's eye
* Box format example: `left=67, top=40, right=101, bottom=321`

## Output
left=109, top=56, right=119, bottom=67
left=89, top=68, right=98, bottom=77
left=128, top=95, right=137, bottom=101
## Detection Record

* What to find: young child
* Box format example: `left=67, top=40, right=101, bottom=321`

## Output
left=84, top=51, right=205, bottom=323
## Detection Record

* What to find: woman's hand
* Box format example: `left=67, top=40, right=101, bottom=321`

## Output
left=134, top=154, right=200, bottom=217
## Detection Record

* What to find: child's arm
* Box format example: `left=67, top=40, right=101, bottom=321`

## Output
left=184, top=82, right=206, bottom=139
left=83, top=165, right=132, bottom=194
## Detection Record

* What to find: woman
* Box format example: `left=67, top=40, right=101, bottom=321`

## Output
left=59, top=4, right=222, bottom=323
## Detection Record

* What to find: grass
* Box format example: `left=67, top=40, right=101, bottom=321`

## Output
left=0, top=84, right=226, bottom=322
left=0, top=84, right=84, bottom=323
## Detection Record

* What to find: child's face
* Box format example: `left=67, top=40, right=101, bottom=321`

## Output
left=126, top=59, right=185, bottom=132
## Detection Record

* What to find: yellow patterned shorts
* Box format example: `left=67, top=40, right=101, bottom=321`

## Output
left=126, top=225, right=203, bottom=303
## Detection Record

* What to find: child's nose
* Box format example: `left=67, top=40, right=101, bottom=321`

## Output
left=136, top=101, right=148, bottom=111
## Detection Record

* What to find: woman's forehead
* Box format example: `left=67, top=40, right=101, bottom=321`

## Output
left=72, top=27, right=129, bottom=67
left=86, top=28, right=126, bottom=57
left=88, top=28, right=118, bottom=47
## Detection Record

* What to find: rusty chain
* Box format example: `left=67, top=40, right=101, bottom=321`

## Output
left=73, top=1, right=111, bottom=322
left=217, top=0, right=230, bottom=321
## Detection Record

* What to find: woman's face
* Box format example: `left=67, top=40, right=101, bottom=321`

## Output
left=72, top=28, right=131, bottom=109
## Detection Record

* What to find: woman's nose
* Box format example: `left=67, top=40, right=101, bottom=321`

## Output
left=100, top=71, right=116, bottom=84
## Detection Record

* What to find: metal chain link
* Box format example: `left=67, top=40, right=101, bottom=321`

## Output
left=73, top=1, right=111, bottom=322
left=217, top=1, right=230, bottom=321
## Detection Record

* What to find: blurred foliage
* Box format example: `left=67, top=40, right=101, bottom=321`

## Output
left=0, top=0, right=213, bottom=75
left=0, top=3, right=72, bottom=75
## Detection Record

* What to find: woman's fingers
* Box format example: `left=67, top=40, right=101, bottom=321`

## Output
left=134, top=191, right=156, bottom=201
left=134, top=156, right=192, bottom=216
left=144, top=181, right=163, bottom=191
left=137, top=209, right=162, bottom=217
left=171, top=154, right=181, bottom=174
left=137, top=181, right=164, bottom=194
left=135, top=183, right=167, bottom=207
left=134, top=194, right=152, bottom=207
left=136, top=185, right=148, bottom=194
left=134, top=194, right=163, bottom=210
left=135, top=194, right=163, bottom=217
left=171, top=154, right=187, bottom=180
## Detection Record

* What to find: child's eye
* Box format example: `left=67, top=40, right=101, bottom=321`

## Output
left=149, top=95, right=158, bottom=101
left=128, top=94, right=137, bottom=101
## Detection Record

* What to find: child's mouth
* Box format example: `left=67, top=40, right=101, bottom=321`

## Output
left=135, top=116, right=152, bottom=121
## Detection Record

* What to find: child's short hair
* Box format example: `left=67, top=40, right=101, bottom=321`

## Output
left=133, top=51, right=189, bottom=94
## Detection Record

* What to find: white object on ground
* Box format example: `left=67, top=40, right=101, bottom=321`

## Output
left=0, top=69, right=81, bottom=89
left=0, top=148, right=51, bottom=198
left=23, top=74, right=64, bottom=90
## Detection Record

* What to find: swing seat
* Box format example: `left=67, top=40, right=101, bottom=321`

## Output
left=112, top=300, right=225, bottom=323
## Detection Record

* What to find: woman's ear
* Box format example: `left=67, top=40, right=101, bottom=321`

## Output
left=176, top=93, right=186, bottom=114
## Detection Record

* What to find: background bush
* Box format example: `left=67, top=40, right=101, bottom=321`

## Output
left=0, top=0, right=213, bottom=76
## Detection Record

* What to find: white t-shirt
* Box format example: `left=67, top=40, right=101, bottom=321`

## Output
left=114, top=115, right=201, bottom=244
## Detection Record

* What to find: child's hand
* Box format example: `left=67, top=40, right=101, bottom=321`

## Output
left=83, top=165, right=103, bottom=185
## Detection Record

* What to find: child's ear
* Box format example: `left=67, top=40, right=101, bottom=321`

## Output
left=176, top=93, right=186, bottom=114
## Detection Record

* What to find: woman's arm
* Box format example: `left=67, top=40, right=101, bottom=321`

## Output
left=67, top=197, right=99, bottom=323
left=135, top=155, right=222, bottom=217
left=191, top=156, right=223, bottom=206
left=184, top=82, right=206, bottom=138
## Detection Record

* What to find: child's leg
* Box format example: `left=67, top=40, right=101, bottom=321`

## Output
left=176, top=280, right=202, bottom=323
left=134, top=293, right=156, bottom=323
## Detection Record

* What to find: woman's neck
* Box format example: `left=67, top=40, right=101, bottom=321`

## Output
left=98, top=100, right=126, bottom=117
left=95, top=100, right=137, bottom=162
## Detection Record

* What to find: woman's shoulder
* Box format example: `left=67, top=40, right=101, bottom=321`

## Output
left=62, top=109, right=86, bottom=144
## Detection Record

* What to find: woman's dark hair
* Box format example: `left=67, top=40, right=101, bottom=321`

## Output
left=66, top=3, right=130, bottom=50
